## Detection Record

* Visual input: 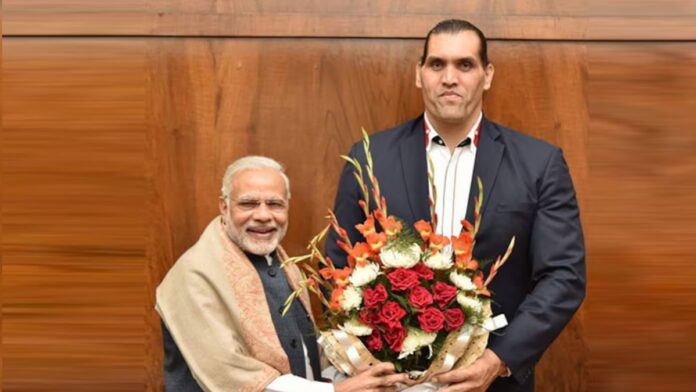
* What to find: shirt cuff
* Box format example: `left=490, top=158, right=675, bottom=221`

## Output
left=501, top=366, right=512, bottom=378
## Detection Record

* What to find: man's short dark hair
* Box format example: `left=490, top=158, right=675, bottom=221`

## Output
left=419, top=19, right=489, bottom=66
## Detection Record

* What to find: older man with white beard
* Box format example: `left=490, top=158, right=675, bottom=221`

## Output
left=156, top=156, right=405, bottom=392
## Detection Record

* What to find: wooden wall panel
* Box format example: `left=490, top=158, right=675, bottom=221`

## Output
left=5, top=0, right=696, bottom=40
left=1, top=16, right=5, bottom=390
left=585, top=43, right=696, bottom=392
left=1, top=39, right=148, bottom=391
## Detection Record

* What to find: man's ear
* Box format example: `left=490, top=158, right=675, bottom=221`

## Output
left=218, top=196, right=228, bottom=217
left=483, top=63, right=495, bottom=91
left=415, top=63, right=422, bottom=88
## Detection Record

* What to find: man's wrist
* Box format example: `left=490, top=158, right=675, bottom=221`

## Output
left=485, top=349, right=511, bottom=378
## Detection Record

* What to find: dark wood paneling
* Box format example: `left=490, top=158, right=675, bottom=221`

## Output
left=1, top=15, right=5, bottom=390
left=4, top=0, right=696, bottom=39
left=585, top=43, right=696, bottom=392
left=1, top=39, right=148, bottom=391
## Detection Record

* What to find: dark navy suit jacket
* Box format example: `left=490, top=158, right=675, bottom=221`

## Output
left=326, top=115, right=586, bottom=392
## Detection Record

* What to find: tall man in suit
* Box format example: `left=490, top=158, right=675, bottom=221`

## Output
left=326, top=19, right=586, bottom=392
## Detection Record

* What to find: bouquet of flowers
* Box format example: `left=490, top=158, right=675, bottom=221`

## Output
left=283, top=130, right=514, bottom=384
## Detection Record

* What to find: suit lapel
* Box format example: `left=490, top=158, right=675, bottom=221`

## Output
left=465, top=117, right=504, bottom=226
left=399, top=116, right=431, bottom=223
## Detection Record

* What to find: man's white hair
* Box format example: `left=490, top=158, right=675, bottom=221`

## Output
left=221, top=156, right=291, bottom=200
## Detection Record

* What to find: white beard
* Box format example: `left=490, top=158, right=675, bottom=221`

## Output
left=225, top=221, right=287, bottom=256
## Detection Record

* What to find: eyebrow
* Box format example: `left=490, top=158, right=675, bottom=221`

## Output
left=425, top=55, right=478, bottom=64
left=237, top=195, right=284, bottom=201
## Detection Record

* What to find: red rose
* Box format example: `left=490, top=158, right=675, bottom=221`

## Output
left=359, top=308, right=380, bottom=326
left=379, top=301, right=407, bottom=329
left=382, top=324, right=407, bottom=352
left=410, top=263, right=434, bottom=280
left=417, top=307, right=446, bottom=333
left=387, top=268, right=420, bottom=291
left=432, top=281, right=458, bottom=307
left=363, top=284, right=388, bottom=308
left=408, top=286, right=434, bottom=309
left=365, top=329, right=384, bottom=352
left=444, top=308, right=465, bottom=332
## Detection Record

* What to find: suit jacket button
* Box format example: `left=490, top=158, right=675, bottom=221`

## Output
left=290, top=338, right=298, bottom=348
left=268, top=267, right=277, bottom=277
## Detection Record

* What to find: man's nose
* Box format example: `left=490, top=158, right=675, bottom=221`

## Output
left=443, top=65, right=457, bottom=85
left=252, top=203, right=273, bottom=221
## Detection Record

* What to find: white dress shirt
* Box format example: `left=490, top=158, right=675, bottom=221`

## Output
left=425, top=111, right=482, bottom=238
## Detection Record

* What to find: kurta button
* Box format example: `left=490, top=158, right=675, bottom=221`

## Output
left=268, top=268, right=277, bottom=277
left=290, top=338, right=298, bottom=348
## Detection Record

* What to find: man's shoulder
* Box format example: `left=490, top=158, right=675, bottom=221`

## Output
left=488, top=119, right=560, bottom=155
left=373, top=117, right=421, bottom=141
left=349, top=116, right=422, bottom=155
left=163, top=218, right=224, bottom=276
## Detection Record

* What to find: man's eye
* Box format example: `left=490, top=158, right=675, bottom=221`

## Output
left=239, top=201, right=260, bottom=209
left=430, top=61, right=443, bottom=70
left=459, top=62, right=472, bottom=71
left=267, top=201, right=287, bottom=210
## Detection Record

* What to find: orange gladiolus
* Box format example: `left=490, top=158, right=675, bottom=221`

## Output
left=465, top=259, right=479, bottom=271
left=319, top=266, right=353, bottom=287
left=452, top=232, right=473, bottom=268
left=329, top=286, right=345, bottom=312
left=473, top=272, right=491, bottom=296
left=319, top=267, right=334, bottom=280
left=349, top=242, right=372, bottom=267
left=414, top=220, right=433, bottom=241
left=358, top=200, right=368, bottom=213
left=373, top=210, right=402, bottom=237
left=473, top=272, right=484, bottom=288
left=366, top=232, right=387, bottom=252
left=333, top=267, right=353, bottom=286
left=306, top=277, right=317, bottom=289
left=429, top=234, right=450, bottom=252
left=461, top=219, right=474, bottom=234
left=336, top=240, right=352, bottom=256
left=382, top=217, right=402, bottom=237
left=356, top=216, right=376, bottom=237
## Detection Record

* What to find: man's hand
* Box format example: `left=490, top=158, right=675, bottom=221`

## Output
left=335, top=362, right=408, bottom=392
left=431, top=349, right=507, bottom=392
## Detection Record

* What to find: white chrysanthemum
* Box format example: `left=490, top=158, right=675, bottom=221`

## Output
left=349, top=263, right=380, bottom=287
left=340, top=285, right=363, bottom=311
left=457, top=292, right=483, bottom=315
left=449, top=271, right=477, bottom=291
left=397, top=328, right=437, bottom=359
left=424, top=248, right=453, bottom=270
left=380, top=243, right=422, bottom=269
left=340, top=317, right=373, bottom=336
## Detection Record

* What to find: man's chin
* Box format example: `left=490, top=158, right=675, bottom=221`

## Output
left=430, top=108, right=468, bottom=124
left=241, top=237, right=279, bottom=256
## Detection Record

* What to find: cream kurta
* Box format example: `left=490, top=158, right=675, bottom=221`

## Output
left=156, top=217, right=315, bottom=392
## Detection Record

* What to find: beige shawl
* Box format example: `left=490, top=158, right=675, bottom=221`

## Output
left=156, top=217, right=315, bottom=392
